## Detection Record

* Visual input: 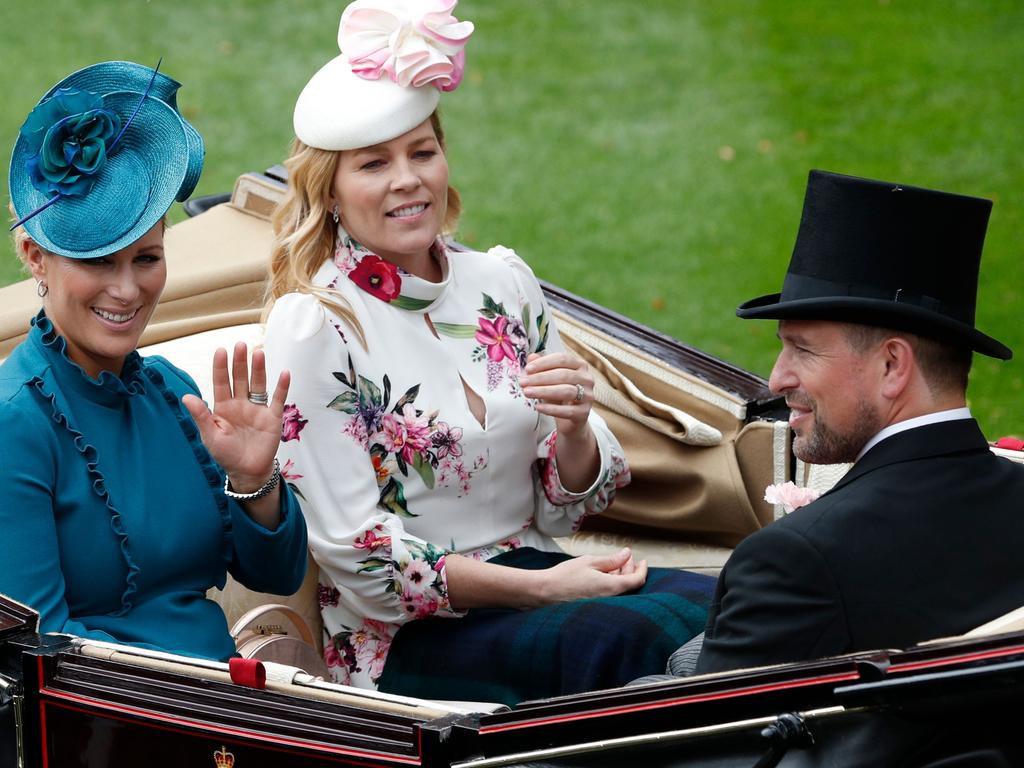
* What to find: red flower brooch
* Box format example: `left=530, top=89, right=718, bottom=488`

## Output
left=348, top=254, right=402, bottom=302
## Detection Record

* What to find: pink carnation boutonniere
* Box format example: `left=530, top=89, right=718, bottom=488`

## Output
left=764, top=481, right=820, bottom=513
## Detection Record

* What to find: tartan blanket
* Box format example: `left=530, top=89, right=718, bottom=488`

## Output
left=377, top=548, right=715, bottom=705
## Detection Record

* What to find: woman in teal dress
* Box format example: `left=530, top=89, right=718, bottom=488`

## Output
left=0, top=61, right=308, bottom=661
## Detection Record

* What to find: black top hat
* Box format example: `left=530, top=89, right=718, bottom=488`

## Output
left=737, top=170, right=1011, bottom=360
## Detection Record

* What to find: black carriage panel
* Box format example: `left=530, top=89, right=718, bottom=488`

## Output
left=20, top=643, right=460, bottom=767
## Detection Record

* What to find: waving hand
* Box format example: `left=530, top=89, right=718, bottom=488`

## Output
left=182, top=343, right=290, bottom=511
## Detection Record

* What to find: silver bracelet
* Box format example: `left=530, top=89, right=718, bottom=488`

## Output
left=224, top=458, right=281, bottom=501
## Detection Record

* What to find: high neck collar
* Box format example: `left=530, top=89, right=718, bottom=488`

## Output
left=29, top=310, right=146, bottom=406
left=332, top=228, right=452, bottom=313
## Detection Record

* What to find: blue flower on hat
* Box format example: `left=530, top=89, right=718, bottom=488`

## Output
left=20, top=88, right=122, bottom=197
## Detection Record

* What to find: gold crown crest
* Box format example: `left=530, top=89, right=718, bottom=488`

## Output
left=213, top=746, right=235, bottom=768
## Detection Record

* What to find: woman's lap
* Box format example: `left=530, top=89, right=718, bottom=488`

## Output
left=376, top=548, right=715, bottom=705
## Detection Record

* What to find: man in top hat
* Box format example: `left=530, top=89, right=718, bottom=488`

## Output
left=694, top=169, right=1024, bottom=674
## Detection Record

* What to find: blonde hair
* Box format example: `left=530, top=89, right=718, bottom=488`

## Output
left=265, top=111, right=462, bottom=348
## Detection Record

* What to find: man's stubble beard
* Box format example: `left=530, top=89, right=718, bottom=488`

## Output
left=793, top=397, right=883, bottom=465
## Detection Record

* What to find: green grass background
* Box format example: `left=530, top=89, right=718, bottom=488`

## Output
left=3, top=1, right=1022, bottom=436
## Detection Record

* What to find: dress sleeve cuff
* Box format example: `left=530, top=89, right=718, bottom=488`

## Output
left=435, top=554, right=468, bottom=619
left=227, top=485, right=308, bottom=595
left=539, top=427, right=612, bottom=504
left=229, top=482, right=301, bottom=537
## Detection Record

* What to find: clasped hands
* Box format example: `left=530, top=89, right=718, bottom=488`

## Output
left=446, top=546, right=649, bottom=611
left=535, top=547, right=648, bottom=605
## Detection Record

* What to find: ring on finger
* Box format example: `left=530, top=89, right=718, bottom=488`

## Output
left=572, top=383, right=585, bottom=404
left=248, top=391, right=269, bottom=405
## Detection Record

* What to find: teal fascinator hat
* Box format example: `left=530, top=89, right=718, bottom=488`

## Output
left=8, top=60, right=204, bottom=259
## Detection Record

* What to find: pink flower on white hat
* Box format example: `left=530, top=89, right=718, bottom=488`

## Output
left=340, top=0, right=474, bottom=91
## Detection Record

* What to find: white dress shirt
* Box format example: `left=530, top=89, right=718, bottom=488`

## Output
left=857, top=407, right=973, bottom=461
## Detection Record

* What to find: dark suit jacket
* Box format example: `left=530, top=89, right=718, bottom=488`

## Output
left=696, top=419, right=1024, bottom=674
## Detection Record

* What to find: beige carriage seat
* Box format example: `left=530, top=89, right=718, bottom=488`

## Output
left=551, top=311, right=785, bottom=571
left=962, top=605, right=1024, bottom=638
left=921, top=595, right=1024, bottom=647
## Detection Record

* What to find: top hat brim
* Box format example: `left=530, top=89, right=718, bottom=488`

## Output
left=737, top=293, right=1012, bottom=360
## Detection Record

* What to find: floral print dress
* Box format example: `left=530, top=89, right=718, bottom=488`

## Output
left=264, top=233, right=630, bottom=689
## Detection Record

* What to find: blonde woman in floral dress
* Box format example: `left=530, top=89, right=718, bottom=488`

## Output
left=264, top=0, right=714, bottom=704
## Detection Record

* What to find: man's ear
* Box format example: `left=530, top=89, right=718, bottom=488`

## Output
left=879, top=336, right=915, bottom=400
left=21, top=239, right=48, bottom=283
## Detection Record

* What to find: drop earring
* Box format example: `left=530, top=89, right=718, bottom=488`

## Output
left=36, top=280, right=48, bottom=298
left=332, top=205, right=340, bottom=224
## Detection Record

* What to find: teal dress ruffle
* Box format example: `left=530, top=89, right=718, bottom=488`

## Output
left=0, top=312, right=307, bottom=659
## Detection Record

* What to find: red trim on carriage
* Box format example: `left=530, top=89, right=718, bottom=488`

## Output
left=889, top=643, right=1024, bottom=674
left=35, top=686, right=423, bottom=766
left=479, top=670, right=862, bottom=733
